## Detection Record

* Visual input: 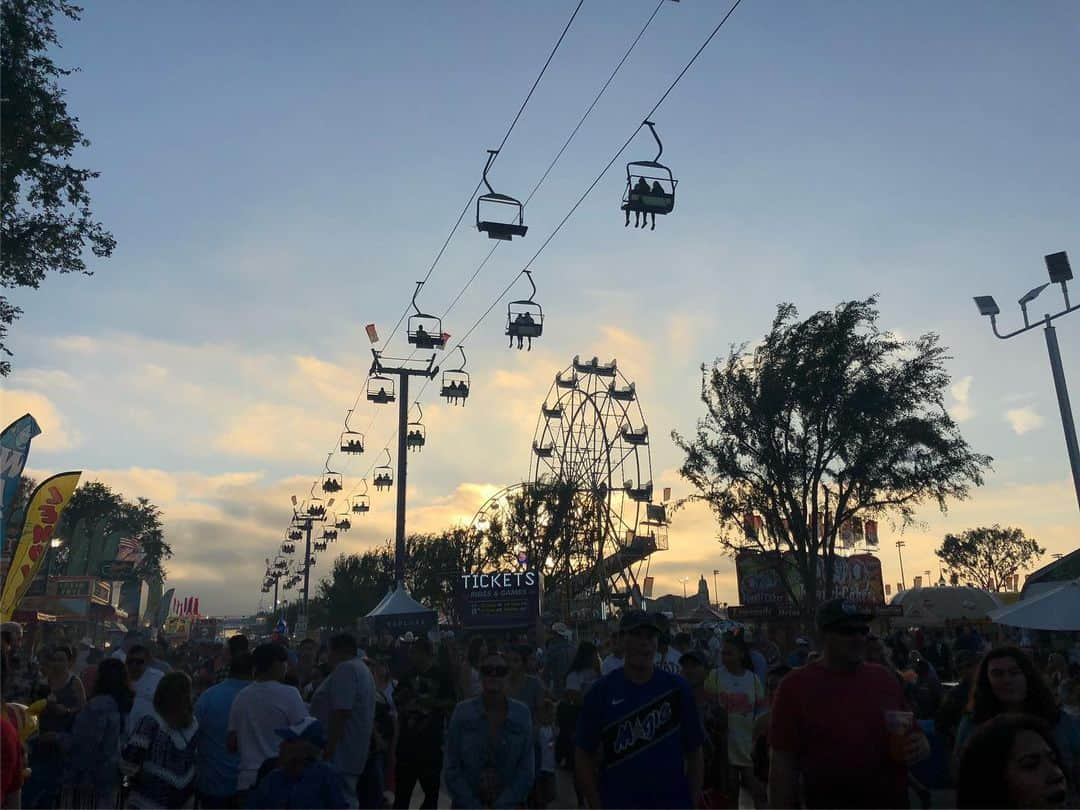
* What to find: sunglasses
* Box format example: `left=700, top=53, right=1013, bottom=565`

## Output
left=831, top=625, right=870, bottom=637
left=481, top=665, right=509, bottom=677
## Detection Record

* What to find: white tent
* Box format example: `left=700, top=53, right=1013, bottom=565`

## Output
left=988, top=578, right=1080, bottom=631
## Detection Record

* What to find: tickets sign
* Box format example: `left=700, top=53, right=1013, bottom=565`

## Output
left=455, top=571, right=543, bottom=629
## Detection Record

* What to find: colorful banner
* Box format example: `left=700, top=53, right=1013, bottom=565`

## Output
left=155, top=587, right=175, bottom=627
left=735, top=550, right=886, bottom=607
left=864, top=519, right=879, bottom=546
left=0, top=414, right=42, bottom=549
left=0, top=471, right=81, bottom=621
left=365, top=324, right=379, bottom=343
left=840, top=519, right=855, bottom=549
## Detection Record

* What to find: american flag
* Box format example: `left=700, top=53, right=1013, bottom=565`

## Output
left=116, top=537, right=143, bottom=563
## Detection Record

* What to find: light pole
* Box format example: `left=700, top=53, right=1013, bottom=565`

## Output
left=712, top=569, right=720, bottom=610
left=974, top=251, right=1080, bottom=510
left=896, top=541, right=907, bottom=591
left=680, top=576, right=690, bottom=601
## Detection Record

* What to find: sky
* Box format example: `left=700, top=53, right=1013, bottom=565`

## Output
left=6, top=0, right=1079, bottom=616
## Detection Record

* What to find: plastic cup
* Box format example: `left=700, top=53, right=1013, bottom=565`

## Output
left=884, top=710, right=914, bottom=762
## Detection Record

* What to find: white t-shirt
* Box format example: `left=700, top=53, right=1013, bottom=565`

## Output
left=705, top=666, right=764, bottom=768
left=227, top=680, right=309, bottom=789
left=125, top=668, right=165, bottom=735
left=600, top=654, right=623, bottom=676
left=564, top=669, right=599, bottom=696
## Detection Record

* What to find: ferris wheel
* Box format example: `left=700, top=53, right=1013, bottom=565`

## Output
left=472, top=356, right=668, bottom=619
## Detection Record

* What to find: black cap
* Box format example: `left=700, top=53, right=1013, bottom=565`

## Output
left=816, top=598, right=874, bottom=631
left=679, top=649, right=708, bottom=668
left=619, top=610, right=659, bottom=633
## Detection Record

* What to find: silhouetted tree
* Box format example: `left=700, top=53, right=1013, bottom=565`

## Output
left=935, top=525, right=1044, bottom=591
left=674, top=297, right=992, bottom=626
left=1, top=0, right=115, bottom=375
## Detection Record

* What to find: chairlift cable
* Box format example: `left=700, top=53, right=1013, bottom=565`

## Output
left=439, top=0, right=666, bottom=321
left=442, top=0, right=747, bottom=351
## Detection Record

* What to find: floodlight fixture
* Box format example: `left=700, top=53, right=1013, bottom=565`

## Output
left=1019, top=283, right=1050, bottom=306
left=973, top=295, right=1000, bottom=317
left=1046, top=251, right=1073, bottom=283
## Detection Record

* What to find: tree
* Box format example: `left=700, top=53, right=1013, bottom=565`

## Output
left=55, top=481, right=172, bottom=584
left=1, top=0, right=115, bottom=375
left=935, top=525, right=1044, bottom=591
left=673, top=297, right=992, bottom=627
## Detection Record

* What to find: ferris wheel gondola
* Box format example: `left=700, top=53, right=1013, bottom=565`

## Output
left=506, top=271, right=543, bottom=351
left=340, top=409, right=365, bottom=455
left=373, top=449, right=393, bottom=491
left=622, top=121, right=677, bottom=230
left=477, top=149, right=528, bottom=241
left=407, top=281, right=448, bottom=350
left=441, top=346, right=471, bottom=405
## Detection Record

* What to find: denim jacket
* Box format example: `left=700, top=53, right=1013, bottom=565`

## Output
left=443, top=696, right=534, bottom=809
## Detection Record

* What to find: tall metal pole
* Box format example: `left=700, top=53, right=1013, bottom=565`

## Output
left=896, top=541, right=907, bottom=591
left=395, top=372, right=409, bottom=588
left=302, top=518, right=313, bottom=620
left=273, top=576, right=280, bottom=619
left=1043, top=320, right=1080, bottom=510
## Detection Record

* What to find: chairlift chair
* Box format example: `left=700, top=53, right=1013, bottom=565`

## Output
left=622, top=121, right=677, bottom=230
left=314, top=541, right=327, bottom=552
left=335, top=515, right=351, bottom=532
left=373, top=449, right=393, bottom=491
left=288, top=528, right=303, bottom=542
left=441, top=346, right=471, bottom=405
left=506, top=271, right=543, bottom=350
left=477, top=149, right=528, bottom=241
left=321, top=453, right=343, bottom=493
left=340, top=409, right=365, bottom=455
left=367, top=374, right=396, bottom=405
left=351, top=482, right=371, bottom=514
left=406, top=403, right=427, bottom=452
left=407, top=281, right=448, bottom=350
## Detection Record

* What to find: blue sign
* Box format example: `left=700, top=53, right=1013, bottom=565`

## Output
left=0, top=414, right=41, bottom=549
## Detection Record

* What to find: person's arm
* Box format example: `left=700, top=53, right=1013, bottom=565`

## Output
left=768, top=748, right=800, bottom=809
left=495, top=712, right=534, bottom=808
left=441, top=705, right=483, bottom=808
left=119, top=715, right=155, bottom=778
left=685, top=746, right=704, bottom=803
left=574, top=746, right=603, bottom=809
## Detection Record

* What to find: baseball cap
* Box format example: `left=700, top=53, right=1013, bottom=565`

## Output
left=619, top=610, right=660, bottom=633
left=816, top=598, right=874, bottom=631
left=276, top=717, right=326, bottom=748
left=679, top=649, right=709, bottom=668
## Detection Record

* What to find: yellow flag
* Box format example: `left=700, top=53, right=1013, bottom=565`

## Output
left=0, top=471, right=81, bottom=622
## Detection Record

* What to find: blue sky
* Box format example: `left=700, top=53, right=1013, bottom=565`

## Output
left=7, top=0, right=1079, bottom=614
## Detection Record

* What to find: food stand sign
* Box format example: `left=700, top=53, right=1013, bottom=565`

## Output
left=736, top=550, right=886, bottom=607
left=455, top=571, right=543, bottom=629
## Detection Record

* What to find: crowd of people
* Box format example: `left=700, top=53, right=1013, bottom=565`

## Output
left=1, top=602, right=1079, bottom=809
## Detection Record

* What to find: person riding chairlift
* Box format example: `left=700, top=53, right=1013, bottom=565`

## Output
left=510, top=312, right=535, bottom=351
left=625, top=177, right=651, bottom=228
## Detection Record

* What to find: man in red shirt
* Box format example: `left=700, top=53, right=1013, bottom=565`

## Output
left=768, top=598, right=929, bottom=808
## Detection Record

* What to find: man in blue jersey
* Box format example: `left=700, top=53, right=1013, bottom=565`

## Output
left=575, top=610, right=704, bottom=808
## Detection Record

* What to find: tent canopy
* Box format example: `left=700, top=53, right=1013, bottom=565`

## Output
left=889, top=586, right=1002, bottom=626
left=989, top=578, right=1080, bottom=631
left=362, top=584, right=437, bottom=637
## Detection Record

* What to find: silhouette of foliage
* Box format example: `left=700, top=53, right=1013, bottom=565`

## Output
left=1, top=0, right=115, bottom=375
left=674, top=297, right=992, bottom=626
left=935, top=525, right=1044, bottom=591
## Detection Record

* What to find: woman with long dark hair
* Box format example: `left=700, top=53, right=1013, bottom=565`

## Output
left=120, top=672, right=199, bottom=808
left=957, top=713, right=1067, bottom=808
left=59, top=658, right=134, bottom=808
left=955, top=647, right=1080, bottom=791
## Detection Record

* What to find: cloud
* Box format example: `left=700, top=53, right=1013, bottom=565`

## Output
left=1005, top=406, right=1044, bottom=436
left=1, top=389, right=82, bottom=451
left=949, top=376, right=974, bottom=423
